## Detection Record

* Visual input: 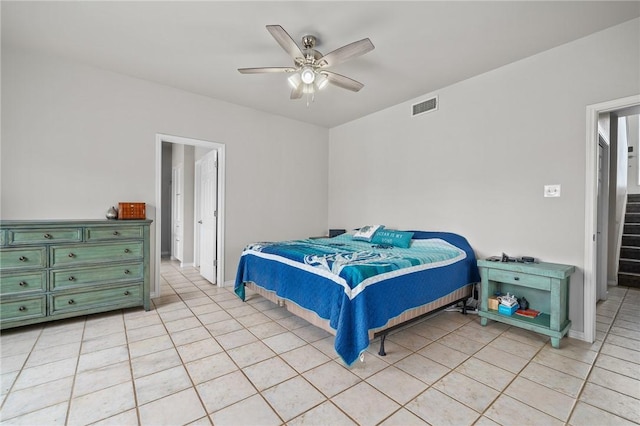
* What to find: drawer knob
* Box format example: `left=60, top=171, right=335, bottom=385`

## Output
left=68, top=276, right=76, bottom=281
left=124, top=249, right=130, bottom=253
left=44, top=233, right=52, bottom=239
left=68, top=299, right=75, bottom=305
left=124, top=291, right=130, bottom=296
left=18, top=306, right=26, bottom=311
left=514, top=276, right=520, bottom=281
left=113, top=231, right=120, bottom=236
left=68, top=253, right=75, bottom=258
left=124, top=269, right=130, bottom=275
left=19, top=256, right=27, bottom=262
left=19, top=281, right=27, bottom=287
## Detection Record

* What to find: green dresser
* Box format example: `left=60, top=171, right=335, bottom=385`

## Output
left=0, top=220, right=152, bottom=329
left=477, top=259, right=576, bottom=348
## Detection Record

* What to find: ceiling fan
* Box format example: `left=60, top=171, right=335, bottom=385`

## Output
left=238, top=25, right=375, bottom=101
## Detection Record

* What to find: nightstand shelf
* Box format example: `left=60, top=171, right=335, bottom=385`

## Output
left=484, top=310, right=552, bottom=330
left=477, top=260, right=575, bottom=348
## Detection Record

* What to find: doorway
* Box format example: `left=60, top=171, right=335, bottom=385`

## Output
left=585, top=94, right=640, bottom=344
left=154, top=134, right=226, bottom=298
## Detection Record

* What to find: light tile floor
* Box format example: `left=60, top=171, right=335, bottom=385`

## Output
left=1, top=260, right=639, bottom=425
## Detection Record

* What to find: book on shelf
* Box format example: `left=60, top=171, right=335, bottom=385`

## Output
left=515, top=308, right=541, bottom=318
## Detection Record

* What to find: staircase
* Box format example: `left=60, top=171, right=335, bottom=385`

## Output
left=618, top=194, right=640, bottom=288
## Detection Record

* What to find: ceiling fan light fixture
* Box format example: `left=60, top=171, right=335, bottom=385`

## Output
left=287, top=73, right=302, bottom=89
left=300, top=66, right=316, bottom=84
left=315, top=72, right=329, bottom=90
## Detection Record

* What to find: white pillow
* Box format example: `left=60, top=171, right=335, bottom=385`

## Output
left=353, top=225, right=384, bottom=242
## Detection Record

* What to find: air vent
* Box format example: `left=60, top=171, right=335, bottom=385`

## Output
left=412, top=96, right=438, bottom=116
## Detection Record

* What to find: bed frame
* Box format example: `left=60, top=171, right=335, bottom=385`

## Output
left=244, top=281, right=472, bottom=359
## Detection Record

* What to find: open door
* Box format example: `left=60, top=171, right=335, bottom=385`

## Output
left=198, top=150, right=218, bottom=283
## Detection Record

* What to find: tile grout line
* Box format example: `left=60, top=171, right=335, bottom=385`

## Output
left=3, top=262, right=636, bottom=426
left=123, top=308, right=145, bottom=426
left=175, top=263, right=367, bottom=424
left=464, top=321, right=550, bottom=424
left=565, top=287, right=628, bottom=424
left=63, top=316, right=87, bottom=426
left=0, top=324, right=45, bottom=421
left=162, top=262, right=287, bottom=425
left=158, top=263, right=222, bottom=424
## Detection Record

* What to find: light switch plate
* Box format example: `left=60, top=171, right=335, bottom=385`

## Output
left=544, top=184, right=561, bottom=197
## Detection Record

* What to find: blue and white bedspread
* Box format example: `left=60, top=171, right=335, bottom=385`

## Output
left=234, top=231, right=480, bottom=365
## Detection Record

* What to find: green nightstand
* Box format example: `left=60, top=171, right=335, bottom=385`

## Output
left=477, top=259, right=576, bottom=348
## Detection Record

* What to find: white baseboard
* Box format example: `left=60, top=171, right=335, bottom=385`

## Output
left=568, top=329, right=588, bottom=343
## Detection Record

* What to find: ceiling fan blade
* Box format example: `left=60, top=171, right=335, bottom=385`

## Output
left=290, top=85, right=304, bottom=100
left=324, top=71, right=365, bottom=92
left=266, top=25, right=304, bottom=61
left=238, top=67, right=296, bottom=74
left=317, top=38, right=374, bottom=67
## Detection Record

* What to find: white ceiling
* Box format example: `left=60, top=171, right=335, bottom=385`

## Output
left=3, top=1, right=639, bottom=128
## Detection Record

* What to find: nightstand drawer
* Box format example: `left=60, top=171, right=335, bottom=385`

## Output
left=51, top=284, right=142, bottom=314
left=0, top=248, right=46, bottom=270
left=7, top=228, right=82, bottom=245
left=488, top=269, right=551, bottom=291
left=0, top=271, right=46, bottom=295
left=51, top=242, right=143, bottom=267
left=1, top=296, right=46, bottom=322
left=51, top=262, right=143, bottom=290
left=85, top=226, right=144, bottom=241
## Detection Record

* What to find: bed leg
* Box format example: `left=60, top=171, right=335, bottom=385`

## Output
left=378, top=334, right=387, bottom=356
left=462, top=298, right=468, bottom=315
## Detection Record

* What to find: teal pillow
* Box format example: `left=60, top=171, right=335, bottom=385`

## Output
left=371, top=230, right=414, bottom=248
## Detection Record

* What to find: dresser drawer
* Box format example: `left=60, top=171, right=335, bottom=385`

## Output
left=85, top=226, right=144, bottom=241
left=7, top=228, right=82, bottom=245
left=0, top=271, right=46, bottom=295
left=1, top=296, right=47, bottom=322
left=51, top=262, right=143, bottom=290
left=0, top=248, right=46, bottom=270
left=51, top=242, right=143, bottom=267
left=50, top=284, right=142, bottom=314
left=488, top=269, right=551, bottom=291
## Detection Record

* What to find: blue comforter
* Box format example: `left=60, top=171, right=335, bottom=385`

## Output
left=234, top=231, right=479, bottom=365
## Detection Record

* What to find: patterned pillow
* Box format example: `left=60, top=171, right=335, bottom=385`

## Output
left=371, top=229, right=414, bottom=248
left=352, top=225, right=384, bottom=242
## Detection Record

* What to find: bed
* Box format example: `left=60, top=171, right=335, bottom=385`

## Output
left=234, top=229, right=480, bottom=365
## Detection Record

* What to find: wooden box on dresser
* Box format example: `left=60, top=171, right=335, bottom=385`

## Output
left=0, top=220, right=152, bottom=330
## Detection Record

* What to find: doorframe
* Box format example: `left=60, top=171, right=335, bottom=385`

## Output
left=596, top=135, right=610, bottom=302
left=155, top=133, right=226, bottom=297
left=584, top=94, right=640, bottom=343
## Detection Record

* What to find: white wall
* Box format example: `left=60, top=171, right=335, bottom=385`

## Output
left=328, top=18, right=640, bottom=333
left=1, top=48, right=329, bottom=283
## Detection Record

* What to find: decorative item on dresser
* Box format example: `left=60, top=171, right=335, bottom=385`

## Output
left=0, top=219, right=152, bottom=330
left=118, top=202, right=146, bottom=220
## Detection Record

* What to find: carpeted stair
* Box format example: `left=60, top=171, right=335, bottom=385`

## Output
left=618, top=194, right=640, bottom=288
